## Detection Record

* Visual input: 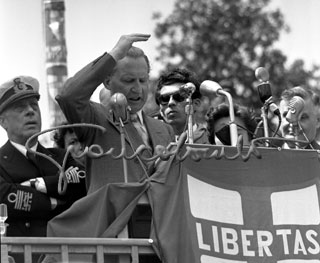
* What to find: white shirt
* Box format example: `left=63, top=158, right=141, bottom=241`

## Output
left=10, top=141, right=47, bottom=193
left=10, top=141, right=37, bottom=157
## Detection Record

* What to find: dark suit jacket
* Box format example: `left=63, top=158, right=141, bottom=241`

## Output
left=56, top=52, right=175, bottom=194
left=0, top=141, right=87, bottom=237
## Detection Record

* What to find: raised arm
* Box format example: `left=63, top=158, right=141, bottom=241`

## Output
left=56, top=34, right=150, bottom=141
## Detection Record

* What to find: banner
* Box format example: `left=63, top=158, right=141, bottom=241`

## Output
left=150, top=145, right=320, bottom=263
left=47, top=144, right=320, bottom=262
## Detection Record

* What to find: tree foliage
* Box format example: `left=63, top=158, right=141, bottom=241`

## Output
left=153, top=0, right=319, bottom=109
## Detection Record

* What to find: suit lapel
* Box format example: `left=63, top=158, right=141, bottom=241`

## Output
left=0, top=141, right=41, bottom=180
left=105, top=112, right=152, bottom=174
left=107, top=111, right=152, bottom=155
left=144, top=114, right=170, bottom=148
left=35, top=144, right=60, bottom=177
left=106, top=110, right=138, bottom=147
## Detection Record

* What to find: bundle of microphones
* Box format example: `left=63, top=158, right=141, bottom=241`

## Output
left=109, top=67, right=307, bottom=149
left=254, top=67, right=306, bottom=148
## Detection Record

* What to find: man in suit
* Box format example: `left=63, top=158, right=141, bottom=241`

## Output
left=50, top=34, right=174, bottom=263
left=56, top=34, right=174, bottom=194
left=0, top=76, right=87, bottom=240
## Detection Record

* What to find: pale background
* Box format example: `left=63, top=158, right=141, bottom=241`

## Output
left=0, top=0, right=320, bottom=147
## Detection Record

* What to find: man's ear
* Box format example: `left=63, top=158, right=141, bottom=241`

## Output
left=0, top=115, right=7, bottom=130
left=103, top=77, right=111, bottom=90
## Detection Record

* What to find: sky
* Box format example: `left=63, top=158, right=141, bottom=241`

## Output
left=0, top=0, right=320, bottom=147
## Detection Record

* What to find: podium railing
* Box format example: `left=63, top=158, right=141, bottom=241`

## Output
left=1, top=237, right=155, bottom=263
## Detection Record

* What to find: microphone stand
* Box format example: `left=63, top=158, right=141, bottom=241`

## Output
left=115, top=114, right=129, bottom=244
left=185, top=96, right=194, bottom=144
left=217, top=90, right=238, bottom=146
left=261, top=101, right=270, bottom=147
left=288, top=123, right=300, bottom=149
left=118, top=118, right=128, bottom=182
left=226, top=93, right=238, bottom=147
left=109, top=93, right=130, bottom=182
left=0, top=203, right=8, bottom=237
left=199, top=81, right=238, bottom=146
left=110, top=111, right=129, bottom=183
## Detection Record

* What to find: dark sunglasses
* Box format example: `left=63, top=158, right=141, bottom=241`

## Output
left=158, top=92, right=185, bottom=105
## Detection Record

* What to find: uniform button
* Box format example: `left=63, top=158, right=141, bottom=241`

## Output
left=25, top=222, right=30, bottom=228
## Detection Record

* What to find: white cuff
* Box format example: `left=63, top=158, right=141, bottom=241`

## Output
left=35, top=177, right=47, bottom=193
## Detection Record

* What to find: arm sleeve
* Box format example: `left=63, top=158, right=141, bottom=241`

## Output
left=56, top=53, right=116, bottom=145
left=0, top=167, right=53, bottom=220
left=42, top=152, right=87, bottom=201
left=61, top=154, right=87, bottom=203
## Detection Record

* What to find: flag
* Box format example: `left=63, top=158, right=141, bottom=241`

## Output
left=150, top=145, right=320, bottom=262
left=47, top=145, right=320, bottom=262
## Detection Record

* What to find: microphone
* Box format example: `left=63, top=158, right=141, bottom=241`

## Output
left=255, top=67, right=280, bottom=116
left=286, top=96, right=305, bottom=124
left=180, top=82, right=196, bottom=143
left=255, top=67, right=269, bottom=82
left=0, top=203, right=7, bottom=235
left=109, top=93, right=129, bottom=124
left=285, top=96, right=305, bottom=148
left=200, top=80, right=227, bottom=97
left=255, top=67, right=281, bottom=146
left=179, top=82, right=196, bottom=98
left=200, top=80, right=238, bottom=146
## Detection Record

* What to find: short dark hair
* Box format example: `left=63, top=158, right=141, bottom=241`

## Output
left=207, top=103, right=257, bottom=144
left=155, top=68, right=201, bottom=105
left=53, top=122, right=76, bottom=149
left=281, top=86, right=320, bottom=106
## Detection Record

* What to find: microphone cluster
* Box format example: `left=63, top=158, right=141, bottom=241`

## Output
left=255, top=67, right=280, bottom=116
left=199, top=67, right=306, bottom=149
left=108, top=69, right=307, bottom=149
left=286, top=96, right=305, bottom=124
left=286, top=96, right=305, bottom=148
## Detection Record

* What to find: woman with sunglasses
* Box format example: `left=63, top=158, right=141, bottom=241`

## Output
left=207, top=103, right=257, bottom=146
left=155, top=68, right=210, bottom=144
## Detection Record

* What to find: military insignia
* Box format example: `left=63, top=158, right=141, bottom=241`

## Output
left=65, top=166, right=86, bottom=183
left=8, top=190, right=33, bottom=211
left=12, top=78, right=33, bottom=93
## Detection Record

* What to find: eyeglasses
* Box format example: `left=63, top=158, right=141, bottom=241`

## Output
left=158, top=92, right=186, bottom=105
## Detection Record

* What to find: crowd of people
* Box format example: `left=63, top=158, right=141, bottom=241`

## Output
left=1, top=33, right=320, bottom=263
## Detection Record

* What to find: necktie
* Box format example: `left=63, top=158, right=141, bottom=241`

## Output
left=130, top=113, right=151, bottom=148
left=26, top=151, right=38, bottom=167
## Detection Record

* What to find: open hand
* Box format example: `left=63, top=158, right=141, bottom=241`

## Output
left=110, top=33, right=150, bottom=61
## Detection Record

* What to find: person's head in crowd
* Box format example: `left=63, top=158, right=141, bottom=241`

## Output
left=279, top=86, right=320, bottom=149
left=0, top=76, right=41, bottom=146
left=308, top=87, right=320, bottom=145
left=207, top=103, right=257, bottom=146
left=155, top=67, right=203, bottom=136
left=103, top=46, right=150, bottom=114
left=53, top=122, right=85, bottom=164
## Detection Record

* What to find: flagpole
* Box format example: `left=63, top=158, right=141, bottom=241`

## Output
left=42, top=0, right=68, bottom=127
